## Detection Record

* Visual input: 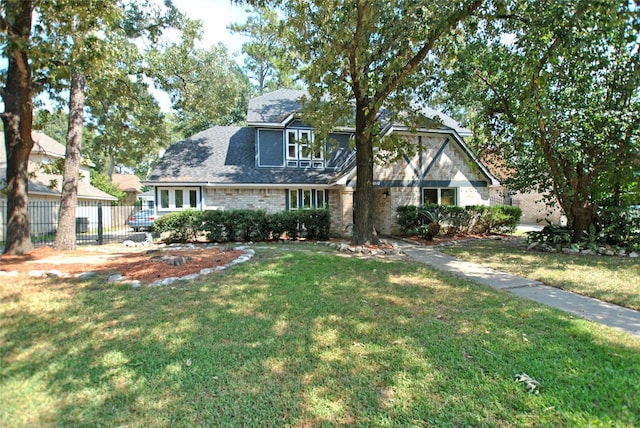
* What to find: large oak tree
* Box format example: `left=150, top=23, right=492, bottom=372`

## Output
left=1, top=0, right=35, bottom=255
left=283, top=0, right=487, bottom=244
left=443, top=0, right=640, bottom=241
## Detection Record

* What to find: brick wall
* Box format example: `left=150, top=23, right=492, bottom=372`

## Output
left=204, top=188, right=286, bottom=213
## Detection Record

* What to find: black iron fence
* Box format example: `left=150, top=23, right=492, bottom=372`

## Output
left=0, top=200, right=148, bottom=248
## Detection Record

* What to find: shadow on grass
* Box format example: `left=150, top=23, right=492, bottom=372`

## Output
left=1, top=249, right=639, bottom=426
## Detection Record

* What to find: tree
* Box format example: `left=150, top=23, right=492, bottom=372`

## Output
left=85, top=76, right=170, bottom=178
left=283, top=0, right=486, bottom=244
left=33, top=0, right=182, bottom=250
left=228, top=6, right=299, bottom=94
left=443, top=0, right=640, bottom=241
left=148, top=21, right=252, bottom=137
left=1, top=0, right=35, bottom=255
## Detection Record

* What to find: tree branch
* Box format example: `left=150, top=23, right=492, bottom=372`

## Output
left=375, top=0, right=483, bottom=107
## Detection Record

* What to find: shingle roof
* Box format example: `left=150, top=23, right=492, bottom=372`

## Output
left=147, top=126, right=337, bottom=186
left=112, top=173, right=142, bottom=193
left=0, top=132, right=116, bottom=201
left=247, top=88, right=471, bottom=136
left=247, top=88, right=306, bottom=124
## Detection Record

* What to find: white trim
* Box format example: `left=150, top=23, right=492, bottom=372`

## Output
left=247, top=113, right=297, bottom=128
left=157, top=186, right=201, bottom=210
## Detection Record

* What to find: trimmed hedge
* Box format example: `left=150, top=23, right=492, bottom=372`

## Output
left=396, top=204, right=522, bottom=238
left=153, top=208, right=330, bottom=244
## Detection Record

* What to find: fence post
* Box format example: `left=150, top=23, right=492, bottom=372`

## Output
left=97, top=203, right=104, bottom=245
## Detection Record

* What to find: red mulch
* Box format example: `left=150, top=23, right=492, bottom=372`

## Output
left=0, top=245, right=244, bottom=283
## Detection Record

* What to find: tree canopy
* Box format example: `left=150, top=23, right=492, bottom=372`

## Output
left=282, top=0, right=488, bottom=244
left=441, top=0, right=640, bottom=240
left=228, top=6, right=300, bottom=94
left=147, top=20, right=252, bottom=137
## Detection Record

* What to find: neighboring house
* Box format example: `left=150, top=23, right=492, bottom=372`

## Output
left=0, top=131, right=117, bottom=236
left=145, top=89, right=498, bottom=237
left=112, top=173, right=143, bottom=205
left=481, top=152, right=565, bottom=225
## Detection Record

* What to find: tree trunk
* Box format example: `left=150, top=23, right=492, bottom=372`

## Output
left=2, top=1, right=35, bottom=255
left=570, top=202, right=594, bottom=243
left=351, top=103, right=379, bottom=245
left=54, top=73, right=86, bottom=251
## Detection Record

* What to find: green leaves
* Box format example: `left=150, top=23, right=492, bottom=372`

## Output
left=442, top=0, right=640, bottom=240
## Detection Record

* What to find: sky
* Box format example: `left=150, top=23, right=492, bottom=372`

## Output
left=172, top=0, right=249, bottom=55
left=0, top=1, right=249, bottom=113
left=151, top=0, right=250, bottom=110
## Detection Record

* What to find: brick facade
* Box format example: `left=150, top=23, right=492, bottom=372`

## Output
left=204, top=188, right=286, bottom=213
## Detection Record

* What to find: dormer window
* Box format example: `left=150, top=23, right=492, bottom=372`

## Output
left=286, top=129, right=324, bottom=168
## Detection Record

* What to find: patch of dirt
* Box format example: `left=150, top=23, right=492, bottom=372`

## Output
left=0, top=244, right=244, bottom=283
left=402, top=232, right=518, bottom=246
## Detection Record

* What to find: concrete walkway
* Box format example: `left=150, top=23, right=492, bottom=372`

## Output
left=392, top=240, right=640, bottom=338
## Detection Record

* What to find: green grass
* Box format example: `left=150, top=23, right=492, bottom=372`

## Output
left=1, top=244, right=639, bottom=427
left=441, top=237, right=640, bottom=311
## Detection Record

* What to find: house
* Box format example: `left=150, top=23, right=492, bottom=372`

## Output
left=112, top=173, right=143, bottom=205
left=481, top=152, right=565, bottom=225
left=145, top=89, right=498, bottom=237
left=0, top=131, right=117, bottom=237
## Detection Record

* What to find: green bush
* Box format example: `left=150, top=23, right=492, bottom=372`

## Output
left=440, top=205, right=471, bottom=234
left=527, top=223, right=573, bottom=251
left=484, top=205, right=522, bottom=233
left=269, top=211, right=300, bottom=240
left=160, top=208, right=332, bottom=244
left=396, top=204, right=522, bottom=237
left=298, top=209, right=331, bottom=240
left=596, top=206, right=640, bottom=251
left=153, top=210, right=204, bottom=244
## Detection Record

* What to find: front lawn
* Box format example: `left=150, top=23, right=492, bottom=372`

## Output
left=1, top=244, right=639, bottom=426
left=441, top=237, right=640, bottom=311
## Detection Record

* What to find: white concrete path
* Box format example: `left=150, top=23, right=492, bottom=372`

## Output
left=392, top=241, right=640, bottom=338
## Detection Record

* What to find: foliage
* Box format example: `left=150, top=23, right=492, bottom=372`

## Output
left=596, top=205, right=640, bottom=251
left=396, top=204, right=522, bottom=236
left=147, top=21, right=252, bottom=137
left=440, top=0, right=640, bottom=242
left=228, top=6, right=300, bottom=94
left=528, top=206, right=640, bottom=252
left=2, top=247, right=639, bottom=425
left=527, top=224, right=573, bottom=252
left=155, top=209, right=331, bottom=244
left=89, top=171, right=127, bottom=203
left=153, top=209, right=203, bottom=244
left=202, top=210, right=269, bottom=242
left=283, top=0, right=488, bottom=244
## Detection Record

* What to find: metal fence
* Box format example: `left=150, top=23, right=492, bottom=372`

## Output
left=0, top=200, right=148, bottom=248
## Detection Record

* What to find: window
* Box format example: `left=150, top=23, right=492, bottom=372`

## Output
left=157, top=187, right=200, bottom=210
left=160, top=189, right=169, bottom=209
left=288, top=189, right=328, bottom=210
left=289, top=189, right=299, bottom=210
left=286, top=129, right=323, bottom=168
left=423, top=188, right=457, bottom=206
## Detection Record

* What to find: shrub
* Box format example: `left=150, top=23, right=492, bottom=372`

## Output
left=299, top=209, right=331, bottom=240
left=165, top=208, right=333, bottom=244
left=153, top=210, right=204, bottom=243
left=596, top=205, right=640, bottom=251
left=396, top=205, right=421, bottom=233
left=269, top=211, right=300, bottom=240
left=440, top=205, right=471, bottom=234
left=527, top=223, right=573, bottom=251
left=396, top=204, right=522, bottom=236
